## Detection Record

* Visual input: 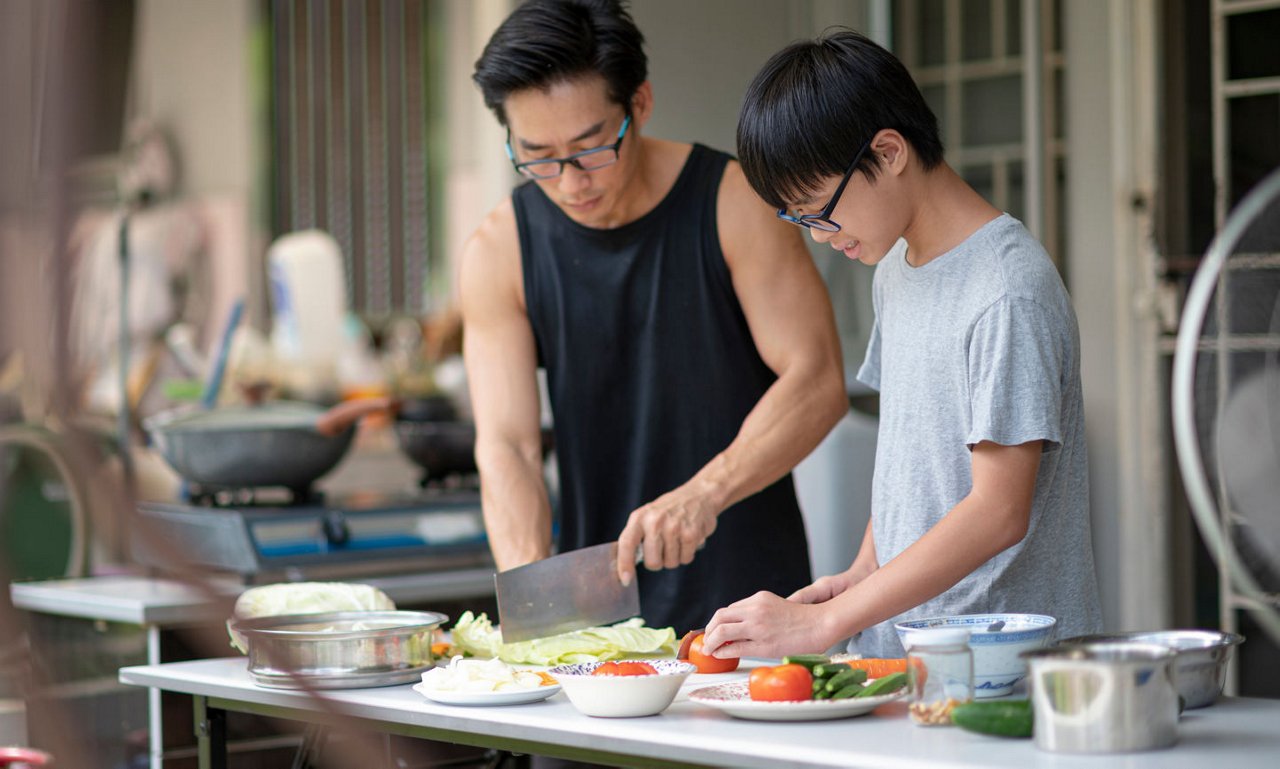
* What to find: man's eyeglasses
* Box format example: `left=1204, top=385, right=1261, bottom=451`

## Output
left=777, top=138, right=874, bottom=232
left=505, top=115, right=632, bottom=180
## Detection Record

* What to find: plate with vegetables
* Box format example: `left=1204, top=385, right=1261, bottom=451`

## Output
left=413, top=657, right=560, bottom=706
left=689, top=655, right=909, bottom=722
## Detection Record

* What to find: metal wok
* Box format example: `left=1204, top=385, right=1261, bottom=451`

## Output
left=392, top=396, right=552, bottom=482
left=146, top=398, right=390, bottom=494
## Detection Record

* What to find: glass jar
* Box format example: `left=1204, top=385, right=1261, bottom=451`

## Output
left=904, top=628, right=973, bottom=726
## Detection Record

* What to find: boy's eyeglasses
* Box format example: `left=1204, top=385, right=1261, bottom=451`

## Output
left=777, top=138, right=874, bottom=232
left=505, top=115, right=632, bottom=180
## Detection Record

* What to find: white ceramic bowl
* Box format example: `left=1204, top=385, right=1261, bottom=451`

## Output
left=895, top=613, right=1057, bottom=698
left=548, top=659, right=696, bottom=717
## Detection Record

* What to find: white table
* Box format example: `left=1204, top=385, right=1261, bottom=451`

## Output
left=12, top=572, right=496, bottom=769
left=119, top=657, right=1280, bottom=769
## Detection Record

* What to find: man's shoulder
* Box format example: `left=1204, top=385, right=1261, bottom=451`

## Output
left=466, top=196, right=519, bottom=252
left=461, top=197, right=521, bottom=279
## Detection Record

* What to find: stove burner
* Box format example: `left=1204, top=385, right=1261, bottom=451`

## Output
left=134, top=488, right=491, bottom=580
left=187, top=484, right=325, bottom=508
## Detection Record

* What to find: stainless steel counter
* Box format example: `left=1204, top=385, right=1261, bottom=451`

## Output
left=120, top=657, right=1280, bottom=769
left=10, top=571, right=496, bottom=626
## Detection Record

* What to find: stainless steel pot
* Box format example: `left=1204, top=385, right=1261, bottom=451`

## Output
left=1022, top=642, right=1179, bottom=753
left=229, top=609, right=447, bottom=689
left=1058, top=630, right=1243, bottom=708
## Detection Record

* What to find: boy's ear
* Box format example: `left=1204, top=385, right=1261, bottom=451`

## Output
left=630, top=81, right=654, bottom=129
left=872, top=129, right=911, bottom=177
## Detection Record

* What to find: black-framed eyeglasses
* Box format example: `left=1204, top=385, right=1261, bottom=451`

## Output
left=777, top=138, right=874, bottom=232
left=505, top=115, right=632, bottom=180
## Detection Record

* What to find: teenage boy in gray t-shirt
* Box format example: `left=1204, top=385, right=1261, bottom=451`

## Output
left=702, top=29, right=1102, bottom=659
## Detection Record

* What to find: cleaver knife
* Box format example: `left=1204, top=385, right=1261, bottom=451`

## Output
left=494, top=541, right=640, bottom=643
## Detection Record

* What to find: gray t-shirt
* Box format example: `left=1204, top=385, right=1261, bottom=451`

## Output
left=854, top=214, right=1102, bottom=657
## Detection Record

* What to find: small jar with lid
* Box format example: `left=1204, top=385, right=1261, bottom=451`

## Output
left=903, top=628, right=973, bottom=726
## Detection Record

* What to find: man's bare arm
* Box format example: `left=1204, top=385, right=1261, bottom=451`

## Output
left=460, top=200, right=553, bottom=571
left=616, top=162, right=848, bottom=582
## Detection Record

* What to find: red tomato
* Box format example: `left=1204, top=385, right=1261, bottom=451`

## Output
left=687, top=633, right=739, bottom=674
left=614, top=661, right=658, bottom=676
left=592, top=661, right=657, bottom=676
left=748, top=664, right=813, bottom=702
left=592, top=661, right=620, bottom=676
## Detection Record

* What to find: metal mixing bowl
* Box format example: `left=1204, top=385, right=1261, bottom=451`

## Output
left=1057, top=630, right=1244, bottom=708
left=230, top=610, right=448, bottom=689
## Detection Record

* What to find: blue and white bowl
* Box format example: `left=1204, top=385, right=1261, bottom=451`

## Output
left=548, top=659, right=696, bottom=717
left=895, top=613, right=1057, bottom=698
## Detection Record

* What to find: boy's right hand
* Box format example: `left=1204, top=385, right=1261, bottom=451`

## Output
left=789, top=571, right=856, bottom=604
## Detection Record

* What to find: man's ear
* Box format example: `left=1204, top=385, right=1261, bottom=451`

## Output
left=630, top=81, right=654, bottom=129
left=872, top=129, right=910, bottom=177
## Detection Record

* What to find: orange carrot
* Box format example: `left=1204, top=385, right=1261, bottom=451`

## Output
left=841, top=658, right=908, bottom=679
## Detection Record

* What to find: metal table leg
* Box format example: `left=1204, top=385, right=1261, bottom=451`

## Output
left=290, top=724, right=327, bottom=769
left=146, top=625, right=163, bottom=769
left=193, top=696, right=227, bottom=769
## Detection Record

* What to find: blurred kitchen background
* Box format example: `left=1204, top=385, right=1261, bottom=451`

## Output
left=1, top=0, right=1278, bottom=766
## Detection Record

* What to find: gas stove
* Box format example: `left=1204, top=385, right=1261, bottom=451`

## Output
left=133, top=489, right=492, bottom=583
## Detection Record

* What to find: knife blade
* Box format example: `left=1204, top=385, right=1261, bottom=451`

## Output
left=494, top=541, right=640, bottom=643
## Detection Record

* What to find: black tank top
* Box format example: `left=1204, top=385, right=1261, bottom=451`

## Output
left=514, top=144, right=812, bottom=633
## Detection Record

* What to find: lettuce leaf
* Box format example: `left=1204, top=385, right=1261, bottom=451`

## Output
left=450, top=611, right=677, bottom=665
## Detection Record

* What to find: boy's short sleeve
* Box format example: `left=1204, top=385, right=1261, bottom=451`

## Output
left=965, top=296, right=1064, bottom=451
left=856, top=316, right=882, bottom=391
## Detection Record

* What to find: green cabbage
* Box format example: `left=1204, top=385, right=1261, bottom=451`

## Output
left=450, top=611, right=677, bottom=665
left=227, top=582, right=396, bottom=653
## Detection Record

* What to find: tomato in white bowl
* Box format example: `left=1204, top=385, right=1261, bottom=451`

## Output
left=548, top=659, right=696, bottom=717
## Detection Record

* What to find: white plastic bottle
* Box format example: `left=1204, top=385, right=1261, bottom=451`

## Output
left=267, top=229, right=348, bottom=400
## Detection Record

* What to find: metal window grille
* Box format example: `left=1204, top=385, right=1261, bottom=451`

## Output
left=1207, top=0, right=1280, bottom=678
left=893, top=0, right=1066, bottom=264
left=269, top=0, right=430, bottom=317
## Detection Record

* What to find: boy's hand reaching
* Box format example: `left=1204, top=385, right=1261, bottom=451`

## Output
left=701, top=591, right=836, bottom=659
left=789, top=572, right=856, bottom=604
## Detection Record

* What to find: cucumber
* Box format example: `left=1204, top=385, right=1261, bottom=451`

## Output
left=830, top=682, right=865, bottom=699
left=854, top=671, right=907, bottom=698
left=781, top=654, right=830, bottom=671
left=951, top=700, right=1033, bottom=738
left=823, top=668, right=868, bottom=693
left=812, top=662, right=853, bottom=680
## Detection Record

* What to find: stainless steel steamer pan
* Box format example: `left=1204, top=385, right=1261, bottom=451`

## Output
left=230, top=610, right=448, bottom=689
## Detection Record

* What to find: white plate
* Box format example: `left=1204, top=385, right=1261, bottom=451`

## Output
left=688, top=682, right=905, bottom=721
left=412, top=681, right=561, bottom=707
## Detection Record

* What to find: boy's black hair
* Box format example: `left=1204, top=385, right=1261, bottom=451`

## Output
left=737, top=28, right=944, bottom=209
left=472, top=0, right=647, bottom=125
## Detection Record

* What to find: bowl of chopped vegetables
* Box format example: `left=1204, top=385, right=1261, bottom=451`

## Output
left=548, top=659, right=696, bottom=717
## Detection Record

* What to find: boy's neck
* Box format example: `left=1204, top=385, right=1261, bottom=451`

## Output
left=900, top=163, right=1003, bottom=268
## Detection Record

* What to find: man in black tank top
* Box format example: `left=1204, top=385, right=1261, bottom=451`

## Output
left=461, top=0, right=847, bottom=639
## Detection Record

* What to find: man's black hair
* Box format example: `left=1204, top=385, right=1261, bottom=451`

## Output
left=473, top=0, right=647, bottom=125
left=737, top=28, right=944, bottom=209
